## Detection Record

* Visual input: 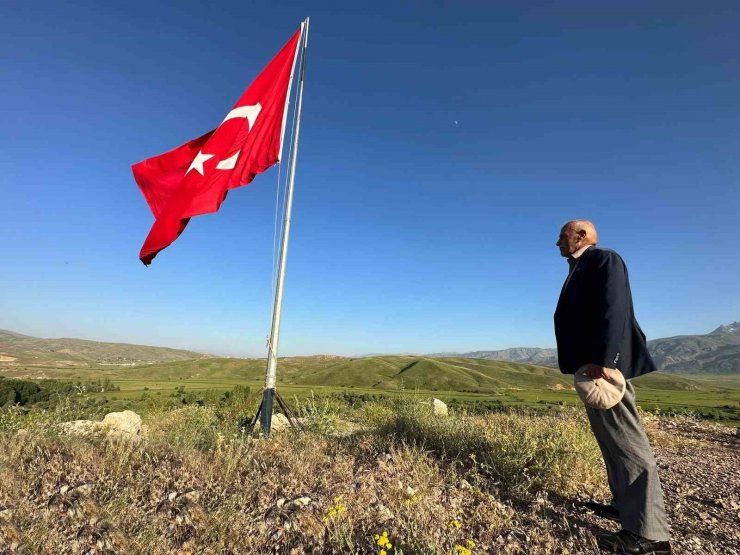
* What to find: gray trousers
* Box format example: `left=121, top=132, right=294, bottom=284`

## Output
left=585, top=381, right=670, bottom=541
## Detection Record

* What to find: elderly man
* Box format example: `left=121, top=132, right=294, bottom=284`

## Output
left=554, top=220, right=671, bottom=554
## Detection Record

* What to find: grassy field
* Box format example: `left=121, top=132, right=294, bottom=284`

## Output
left=2, top=355, right=739, bottom=422
left=2, top=353, right=738, bottom=553
left=0, top=394, right=610, bottom=553
left=1, top=387, right=737, bottom=554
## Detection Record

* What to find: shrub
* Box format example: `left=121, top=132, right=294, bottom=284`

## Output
left=447, top=398, right=505, bottom=414
left=147, top=406, right=222, bottom=451
left=376, top=399, right=605, bottom=498
left=292, top=393, right=341, bottom=435
left=330, top=391, right=389, bottom=408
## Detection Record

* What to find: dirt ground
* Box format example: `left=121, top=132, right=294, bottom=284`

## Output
left=523, top=418, right=740, bottom=555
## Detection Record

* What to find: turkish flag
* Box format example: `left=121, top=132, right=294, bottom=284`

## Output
left=132, top=27, right=302, bottom=265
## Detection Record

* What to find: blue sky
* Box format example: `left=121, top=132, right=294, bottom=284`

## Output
left=1, top=1, right=738, bottom=356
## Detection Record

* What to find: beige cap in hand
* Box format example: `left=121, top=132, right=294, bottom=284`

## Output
left=574, top=365, right=626, bottom=409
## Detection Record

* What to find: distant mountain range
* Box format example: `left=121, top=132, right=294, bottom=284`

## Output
left=0, top=329, right=210, bottom=367
left=435, top=322, right=740, bottom=375
left=649, top=322, right=740, bottom=374
left=432, top=347, right=559, bottom=367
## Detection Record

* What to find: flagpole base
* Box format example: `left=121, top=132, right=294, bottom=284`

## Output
left=249, top=388, right=300, bottom=436
left=259, top=388, right=275, bottom=434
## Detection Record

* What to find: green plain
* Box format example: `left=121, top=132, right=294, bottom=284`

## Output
left=3, top=356, right=739, bottom=421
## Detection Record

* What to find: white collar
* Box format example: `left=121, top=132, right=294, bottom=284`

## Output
left=569, top=244, right=593, bottom=260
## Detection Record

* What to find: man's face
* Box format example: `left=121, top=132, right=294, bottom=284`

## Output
left=556, top=224, right=582, bottom=257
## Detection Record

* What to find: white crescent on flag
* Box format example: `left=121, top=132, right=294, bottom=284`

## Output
left=186, top=103, right=263, bottom=174
left=222, top=103, right=262, bottom=127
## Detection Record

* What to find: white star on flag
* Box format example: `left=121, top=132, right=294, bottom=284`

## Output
left=186, top=151, right=214, bottom=176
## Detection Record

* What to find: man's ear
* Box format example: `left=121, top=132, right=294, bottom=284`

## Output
left=577, top=229, right=587, bottom=239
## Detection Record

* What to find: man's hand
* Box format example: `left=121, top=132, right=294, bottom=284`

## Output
left=584, top=363, right=609, bottom=379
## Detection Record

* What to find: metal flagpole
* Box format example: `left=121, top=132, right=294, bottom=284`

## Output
left=259, top=17, right=310, bottom=434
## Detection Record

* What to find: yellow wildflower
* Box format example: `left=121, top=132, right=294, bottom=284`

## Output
left=323, top=496, right=347, bottom=523
left=377, top=532, right=390, bottom=547
left=374, top=530, right=394, bottom=552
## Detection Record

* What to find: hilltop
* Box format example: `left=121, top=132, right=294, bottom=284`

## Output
left=0, top=395, right=737, bottom=554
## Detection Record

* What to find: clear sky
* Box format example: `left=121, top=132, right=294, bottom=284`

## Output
left=1, top=1, right=738, bottom=357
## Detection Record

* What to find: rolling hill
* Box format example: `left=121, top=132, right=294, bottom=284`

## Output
left=2, top=349, right=730, bottom=397
left=1, top=321, right=738, bottom=391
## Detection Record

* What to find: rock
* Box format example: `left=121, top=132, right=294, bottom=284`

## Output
left=373, top=502, right=394, bottom=522
left=431, top=398, right=448, bottom=416
left=290, top=496, right=312, bottom=509
left=101, top=410, right=142, bottom=437
left=60, top=420, right=100, bottom=436
left=271, top=413, right=292, bottom=432
left=253, top=413, right=292, bottom=433
left=59, top=410, right=144, bottom=442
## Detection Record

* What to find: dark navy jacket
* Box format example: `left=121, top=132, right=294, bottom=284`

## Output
left=554, top=246, right=657, bottom=380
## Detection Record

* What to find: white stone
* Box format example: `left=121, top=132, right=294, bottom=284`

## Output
left=253, top=412, right=292, bottom=433
left=58, top=410, right=144, bottom=442
left=101, top=410, right=143, bottom=437
left=431, top=398, right=448, bottom=416
left=59, top=420, right=100, bottom=435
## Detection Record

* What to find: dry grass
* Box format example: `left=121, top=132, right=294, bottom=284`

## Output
left=377, top=401, right=607, bottom=498
left=0, top=401, right=609, bottom=554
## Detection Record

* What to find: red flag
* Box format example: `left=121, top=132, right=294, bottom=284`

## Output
left=133, top=28, right=302, bottom=265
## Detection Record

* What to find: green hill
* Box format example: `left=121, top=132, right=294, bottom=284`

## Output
left=4, top=323, right=739, bottom=378
left=631, top=372, right=709, bottom=391
left=3, top=353, right=740, bottom=421
left=0, top=329, right=211, bottom=367
left=264, top=356, right=575, bottom=392
left=4, top=352, right=736, bottom=394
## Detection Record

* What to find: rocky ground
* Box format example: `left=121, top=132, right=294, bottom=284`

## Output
left=517, top=417, right=740, bottom=555
left=651, top=419, right=739, bottom=554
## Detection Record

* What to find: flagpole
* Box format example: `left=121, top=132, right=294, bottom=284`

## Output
left=260, top=17, right=309, bottom=434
